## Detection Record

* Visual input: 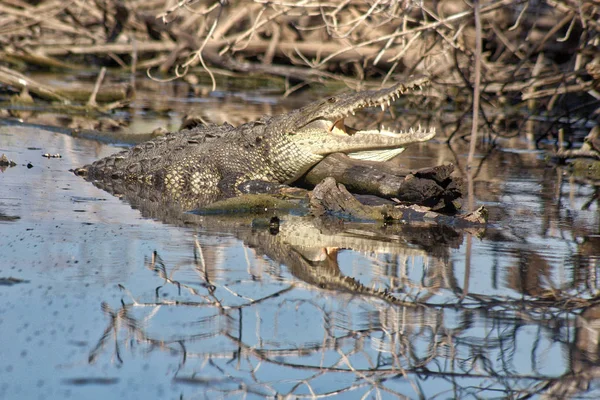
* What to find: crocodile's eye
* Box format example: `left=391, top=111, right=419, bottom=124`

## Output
left=327, top=97, right=337, bottom=103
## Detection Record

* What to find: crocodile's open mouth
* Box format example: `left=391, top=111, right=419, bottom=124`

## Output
left=339, top=120, right=434, bottom=162
left=295, top=116, right=436, bottom=162
left=329, top=119, right=353, bottom=135
left=291, top=76, right=436, bottom=161
left=308, top=115, right=400, bottom=138
left=326, top=112, right=434, bottom=143
left=328, top=116, right=416, bottom=139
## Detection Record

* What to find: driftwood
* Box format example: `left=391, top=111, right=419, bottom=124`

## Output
left=303, top=153, right=463, bottom=212
left=555, top=126, right=600, bottom=161
left=0, top=66, right=132, bottom=105
left=309, top=177, right=487, bottom=229
left=0, top=66, right=69, bottom=102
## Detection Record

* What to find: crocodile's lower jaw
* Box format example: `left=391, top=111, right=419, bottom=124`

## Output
left=347, top=147, right=406, bottom=161
left=345, top=125, right=436, bottom=161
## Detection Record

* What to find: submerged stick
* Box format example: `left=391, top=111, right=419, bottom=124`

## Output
left=87, top=67, right=107, bottom=107
left=0, top=66, right=69, bottom=102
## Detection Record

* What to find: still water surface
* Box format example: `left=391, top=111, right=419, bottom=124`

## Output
left=0, top=84, right=599, bottom=399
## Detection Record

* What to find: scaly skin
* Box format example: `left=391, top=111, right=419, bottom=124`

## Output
left=76, top=77, right=435, bottom=207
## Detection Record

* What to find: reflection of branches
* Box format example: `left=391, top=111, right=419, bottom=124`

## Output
left=86, top=241, right=600, bottom=398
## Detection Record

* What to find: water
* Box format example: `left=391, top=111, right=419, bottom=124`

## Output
left=0, top=82, right=599, bottom=399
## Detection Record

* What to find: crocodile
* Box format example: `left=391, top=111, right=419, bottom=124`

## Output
left=75, top=77, right=435, bottom=208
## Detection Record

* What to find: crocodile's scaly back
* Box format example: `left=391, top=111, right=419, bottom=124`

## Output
left=77, top=77, right=435, bottom=208
left=83, top=123, right=232, bottom=180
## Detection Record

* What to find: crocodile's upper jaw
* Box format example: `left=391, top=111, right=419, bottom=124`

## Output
left=283, top=76, right=436, bottom=162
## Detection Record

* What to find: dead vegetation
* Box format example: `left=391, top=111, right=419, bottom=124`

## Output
left=0, top=0, right=599, bottom=141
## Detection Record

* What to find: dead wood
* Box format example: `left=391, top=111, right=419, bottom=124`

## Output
left=0, top=0, right=598, bottom=145
left=302, top=154, right=462, bottom=212
left=309, top=177, right=486, bottom=228
left=555, top=126, right=600, bottom=161
left=0, top=66, right=69, bottom=102
left=1, top=0, right=597, bottom=97
left=0, top=65, right=131, bottom=106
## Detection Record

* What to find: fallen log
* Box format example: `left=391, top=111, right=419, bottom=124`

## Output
left=309, top=177, right=487, bottom=229
left=555, top=126, right=600, bottom=161
left=0, top=66, right=132, bottom=104
left=302, top=153, right=463, bottom=212
left=0, top=66, right=69, bottom=102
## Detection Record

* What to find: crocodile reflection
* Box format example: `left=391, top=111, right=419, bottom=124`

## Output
left=233, top=215, right=464, bottom=303
left=93, top=176, right=466, bottom=301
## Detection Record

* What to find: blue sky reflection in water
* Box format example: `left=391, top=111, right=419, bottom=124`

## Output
left=0, top=118, right=599, bottom=399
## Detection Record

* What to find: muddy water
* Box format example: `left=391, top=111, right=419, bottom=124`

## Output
left=0, top=85, right=599, bottom=399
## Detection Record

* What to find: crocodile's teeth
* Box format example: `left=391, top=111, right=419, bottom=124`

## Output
left=386, top=99, right=391, bottom=107
left=351, top=111, right=355, bottom=115
left=380, top=103, right=385, bottom=111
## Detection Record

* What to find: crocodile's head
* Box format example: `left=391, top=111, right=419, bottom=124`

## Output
left=274, top=76, right=436, bottom=163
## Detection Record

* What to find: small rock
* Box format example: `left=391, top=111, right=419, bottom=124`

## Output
left=0, top=154, right=17, bottom=167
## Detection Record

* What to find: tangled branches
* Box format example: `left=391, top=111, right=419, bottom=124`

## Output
left=1, top=0, right=599, bottom=131
left=1, top=1, right=597, bottom=84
